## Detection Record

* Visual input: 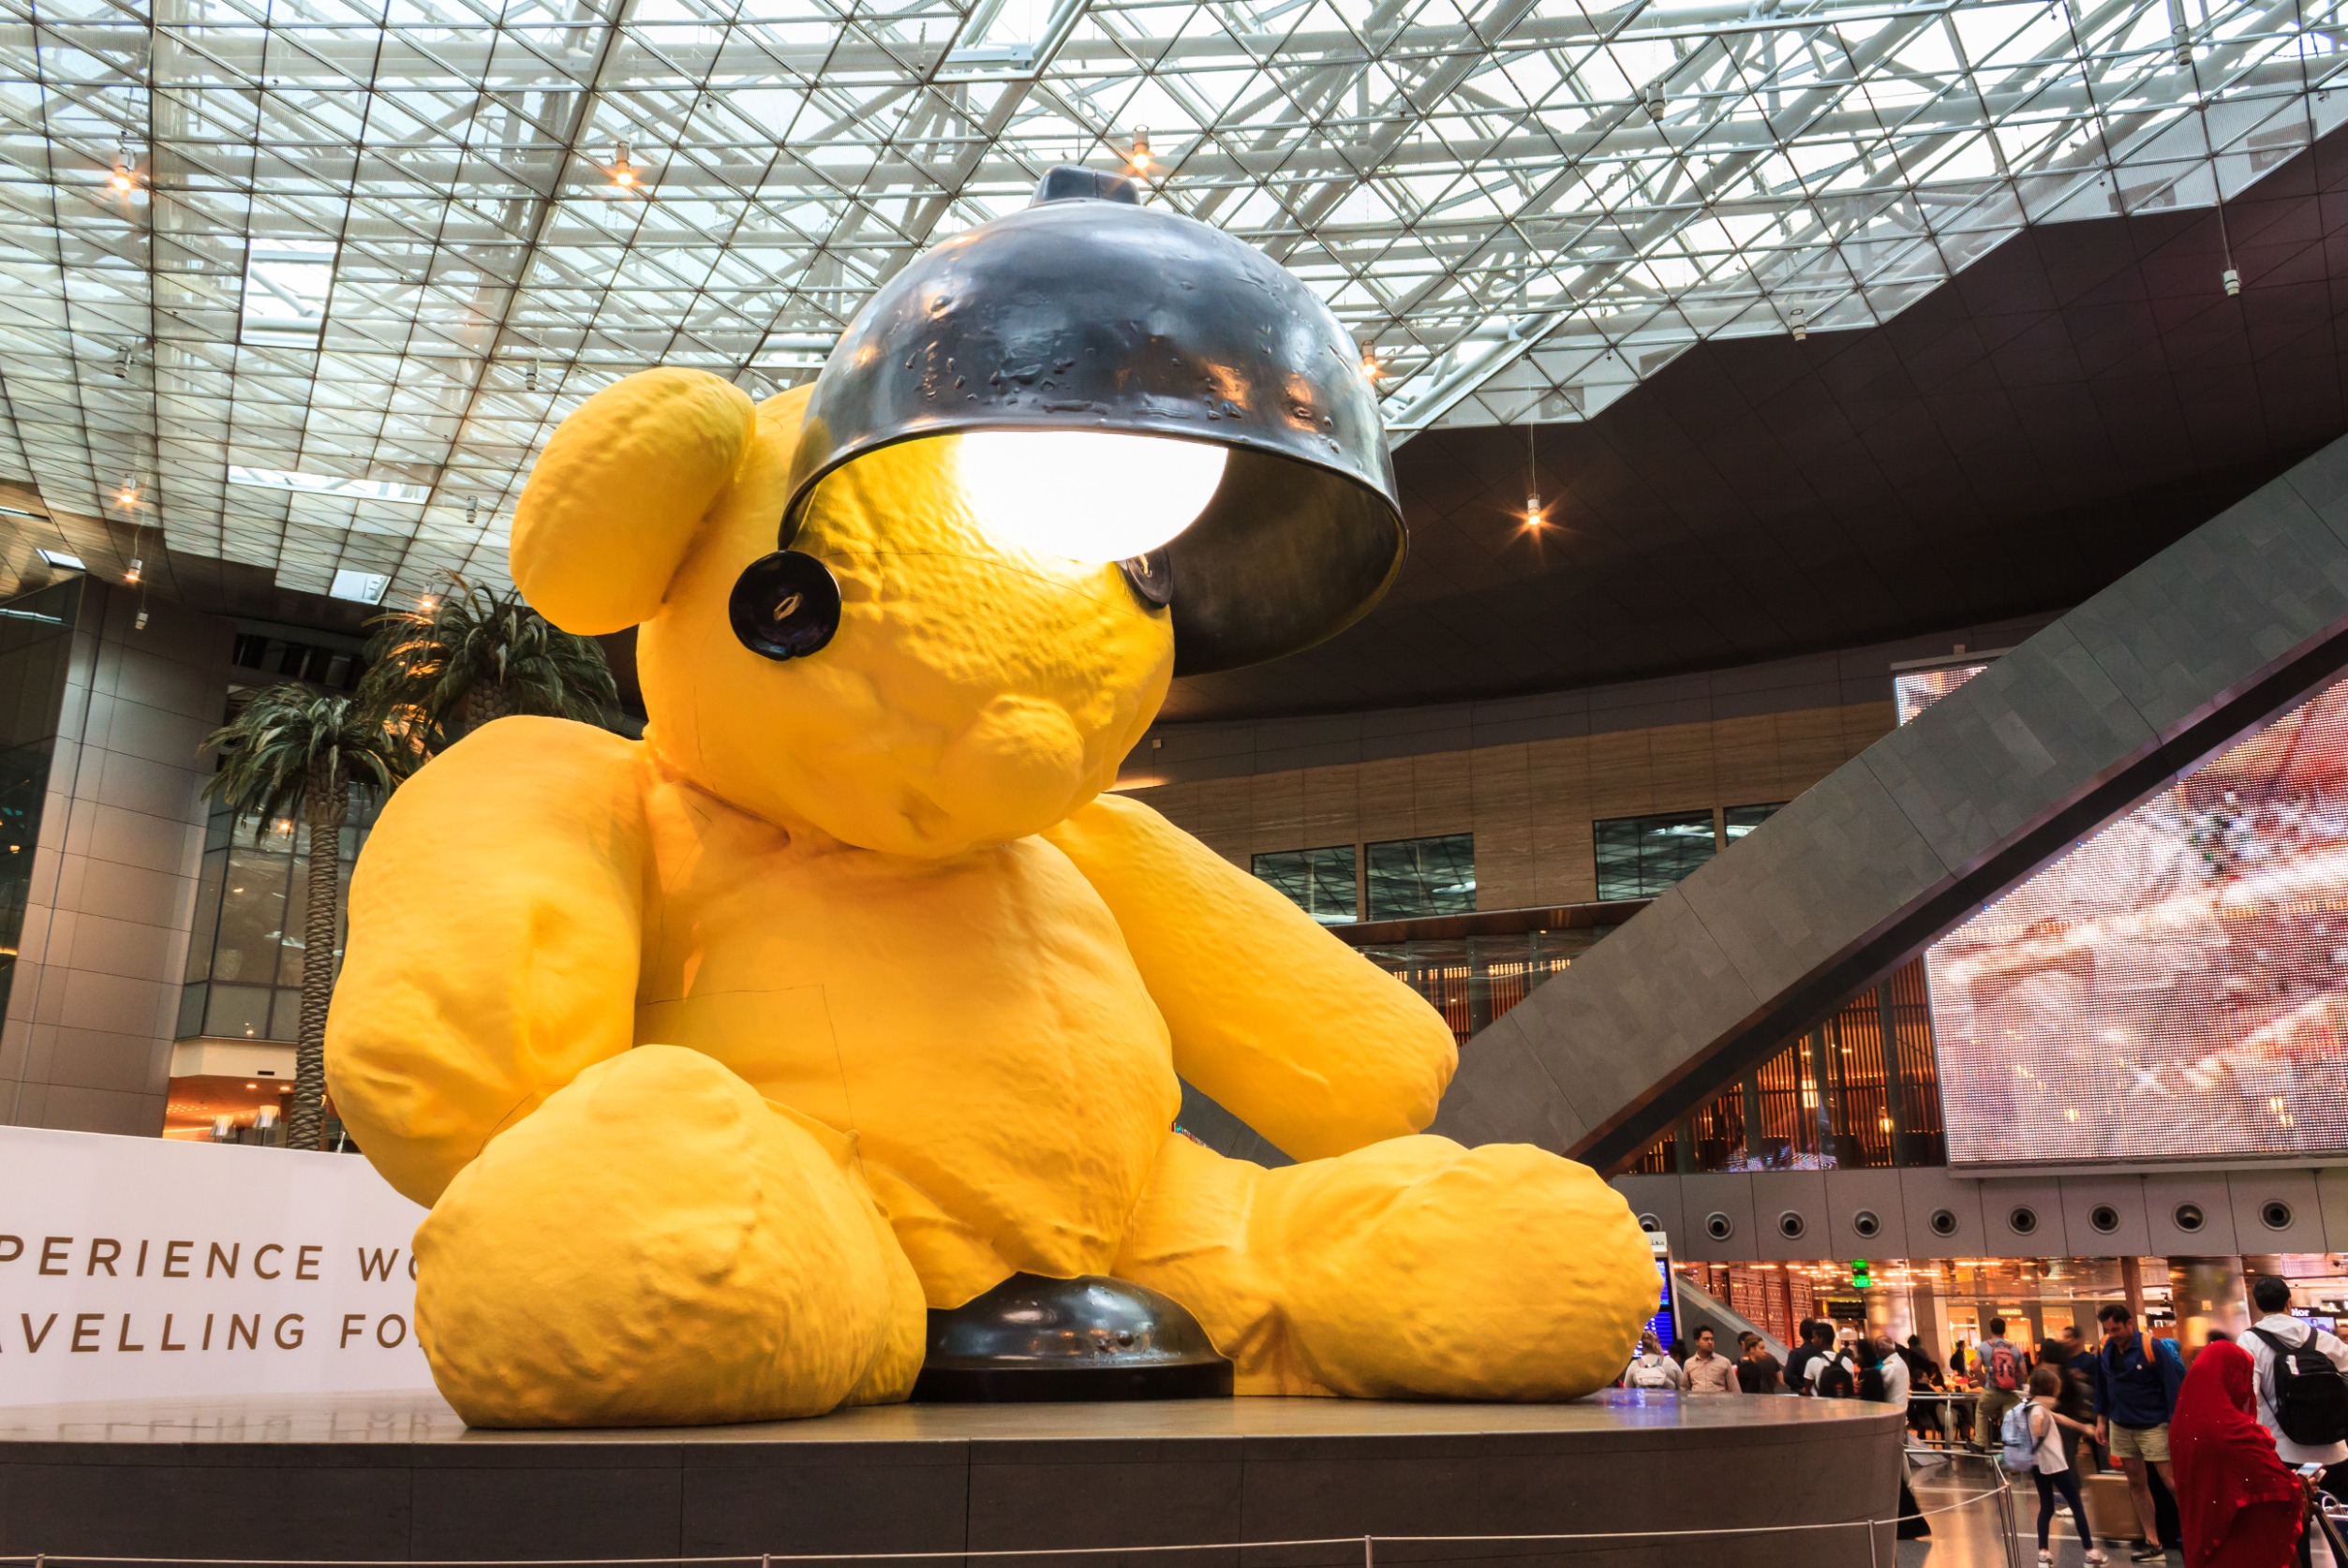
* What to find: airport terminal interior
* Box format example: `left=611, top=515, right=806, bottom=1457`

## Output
left=11, top=0, right=2348, bottom=1561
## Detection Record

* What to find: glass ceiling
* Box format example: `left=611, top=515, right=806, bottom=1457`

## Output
left=0, top=0, right=2341, bottom=607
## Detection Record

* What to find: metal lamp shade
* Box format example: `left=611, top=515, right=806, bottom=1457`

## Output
left=778, top=170, right=1404, bottom=674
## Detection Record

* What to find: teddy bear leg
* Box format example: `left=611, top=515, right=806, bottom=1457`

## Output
left=1114, top=1131, right=1655, bottom=1399
left=414, top=1044, right=926, bottom=1427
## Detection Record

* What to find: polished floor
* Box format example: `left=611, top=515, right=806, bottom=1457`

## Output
left=1906, top=1458, right=2178, bottom=1568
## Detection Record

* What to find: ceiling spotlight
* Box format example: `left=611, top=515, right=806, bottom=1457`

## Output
left=525, top=362, right=540, bottom=392
left=1361, top=346, right=1382, bottom=379
left=466, top=496, right=478, bottom=525
left=1523, top=493, right=1543, bottom=527
left=1641, top=83, right=1667, bottom=121
left=1128, top=127, right=1152, bottom=172
left=126, top=557, right=142, bottom=584
left=2222, top=266, right=2241, bottom=296
left=611, top=143, right=636, bottom=188
left=418, top=593, right=438, bottom=613
left=1790, top=305, right=1808, bottom=342
left=115, top=479, right=139, bottom=507
left=109, top=149, right=135, bottom=193
left=134, top=609, right=149, bottom=630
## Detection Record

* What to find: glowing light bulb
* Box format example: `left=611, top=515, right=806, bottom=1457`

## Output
left=110, top=165, right=134, bottom=193
left=1128, top=127, right=1152, bottom=170
left=1523, top=494, right=1542, bottom=526
left=956, top=431, right=1227, bottom=563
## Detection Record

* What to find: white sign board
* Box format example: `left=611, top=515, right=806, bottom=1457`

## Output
left=0, top=1125, right=434, bottom=1405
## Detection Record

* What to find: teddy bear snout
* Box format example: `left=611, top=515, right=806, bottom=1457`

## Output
left=933, top=694, right=1090, bottom=843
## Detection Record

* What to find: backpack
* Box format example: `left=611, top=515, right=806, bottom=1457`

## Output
left=2252, top=1324, right=2348, bottom=1447
left=2000, top=1401, right=2041, bottom=1472
left=1986, top=1339, right=2023, bottom=1392
left=1626, top=1355, right=1676, bottom=1390
left=1814, top=1353, right=1856, bottom=1398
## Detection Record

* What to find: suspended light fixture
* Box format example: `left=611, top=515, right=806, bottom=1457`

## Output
left=109, top=148, right=135, bottom=193
left=1790, top=305, right=1808, bottom=342
left=126, top=557, right=142, bottom=584
left=1522, top=417, right=1544, bottom=528
left=611, top=143, right=637, bottom=188
left=1127, top=127, right=1152, bottom=172
left=743, top=164, right=1404, bottom=674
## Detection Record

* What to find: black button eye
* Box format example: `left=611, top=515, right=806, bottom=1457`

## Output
left=1120, top=550, right=1173, bottom=608
left=729, top=551, right=841, bottom=661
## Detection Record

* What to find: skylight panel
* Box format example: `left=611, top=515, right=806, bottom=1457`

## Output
left=227, top=466, right=431, bottom=504
left=328, top=569, right=391, bottom=605
left=240, top=241, right=339, bottom=344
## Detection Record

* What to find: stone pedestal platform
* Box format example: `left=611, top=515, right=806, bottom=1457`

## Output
left=0, top=1389, right=1904, bottom=1566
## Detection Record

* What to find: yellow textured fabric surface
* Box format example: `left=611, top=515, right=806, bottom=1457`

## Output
left=328, top=363, right=1654, bottom=1426
left=636, top=385, right=1172, bottom=858
left=1043, top=793, right=1455, bottom=1161
left=1116, top=1133, right=1656, bottom=1399
left=325, top=717, right=647, bottom=1207
left=509, top=367, right=756, bottom=635
left=416, top=1046, right=924, bottom=1427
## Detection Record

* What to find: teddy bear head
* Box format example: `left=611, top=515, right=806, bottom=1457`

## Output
left=509, top=370, right=1172, bottom=858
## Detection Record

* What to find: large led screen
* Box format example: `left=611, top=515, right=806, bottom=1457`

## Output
left=1912, top=664, right=2348, bottom=1165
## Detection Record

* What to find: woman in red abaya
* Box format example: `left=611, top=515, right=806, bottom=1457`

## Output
left=2171, top=1339, right=2306, bottom=1568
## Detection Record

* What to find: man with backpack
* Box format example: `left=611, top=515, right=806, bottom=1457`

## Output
left=2246, top=1275, right=2348, bottom=1505
left=1785, top=1319, right=1828, bottom=1394
left=2090, top=1303, right=2188, bottom=1563
left=1975, top=1316, right=2031, bottom=1452
left=1809, top=1328, right=1859, bottom=1398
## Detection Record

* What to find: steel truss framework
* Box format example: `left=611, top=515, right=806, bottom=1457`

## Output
left=1, top=0, right=2343, bottom=604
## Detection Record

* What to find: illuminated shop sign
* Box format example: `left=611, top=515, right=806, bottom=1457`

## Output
left=1899, top=660, right=2348, bottom=1165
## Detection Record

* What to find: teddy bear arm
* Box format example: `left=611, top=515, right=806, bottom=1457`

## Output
left=1040, top=792, right=1457, bottom=1162
left=325, top=716, right=650, bottom=1208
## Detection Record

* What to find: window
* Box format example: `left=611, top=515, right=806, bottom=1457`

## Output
left=1595, top=811, right=1716, bottom=900
left=1723, top=803, right=1785, bottom=841
left=177, top=791, right=376, bottom=1042
left=1252, top=846, right=1358, bottom=925
left=1364, top=834, right=1475, bottom=921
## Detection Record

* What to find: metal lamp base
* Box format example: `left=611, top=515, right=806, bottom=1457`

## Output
left=910, top=1273, right=1235, bottom=1402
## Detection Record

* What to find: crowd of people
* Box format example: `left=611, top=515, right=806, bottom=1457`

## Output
left=1614, top=1279, right=2348, bottom=1567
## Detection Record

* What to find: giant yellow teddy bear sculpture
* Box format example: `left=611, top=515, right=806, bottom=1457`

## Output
left=324, top=367, right=1655, bottom=1427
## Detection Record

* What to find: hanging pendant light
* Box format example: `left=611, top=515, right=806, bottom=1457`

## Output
left=763, top=165, right=1404, bottom=674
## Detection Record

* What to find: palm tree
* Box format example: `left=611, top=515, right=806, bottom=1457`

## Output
left=359, top=575, right=619, bottom=747
left=202, top=687, right=420, bottom=1150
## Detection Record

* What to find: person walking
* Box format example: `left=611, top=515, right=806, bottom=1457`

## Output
left=2171, top=1339, right=2306, bottom=1568
left=1787, top=1319, right=1827, bottom=1395
left=1810, top=1330, right=1859, bottom=1398
left=2022, top=1365, right=2110, bottom=1566
left=2040, top=1333, right=2101, bottom=1472
left=2093, top=1303, right=2190, bottom=1563
left=1737, top=1331, right=1784, bottom=1395
left=1977, top=1315, right=2032, bottom=1452
left=1682, top=1326, right=1740, bottom=1394
left=1861, top=1335, right=1931, bottom=1539
left=2245, top=1276, right=2348, bottom=1506
left=1625, top=1329, right=1685, bottom=1391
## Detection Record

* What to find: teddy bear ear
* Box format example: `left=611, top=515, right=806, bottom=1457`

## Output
left=510, top=367, right=759, bottom=635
